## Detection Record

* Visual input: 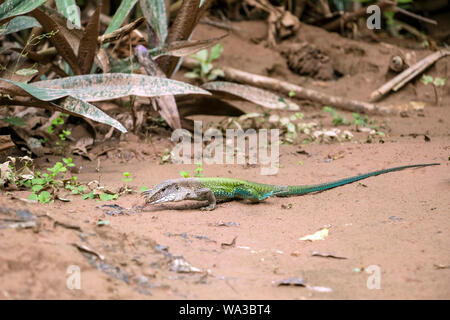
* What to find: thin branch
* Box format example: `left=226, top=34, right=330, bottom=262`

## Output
left=370, top=49, right=450, bottom=102
left=182, top=58, right=393, bottom=115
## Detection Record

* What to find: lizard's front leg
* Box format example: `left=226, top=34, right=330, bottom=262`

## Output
left=188, top=188, right=217, bottom=211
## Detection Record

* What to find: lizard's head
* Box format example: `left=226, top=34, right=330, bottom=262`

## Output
left=142, top=179, right=192, bottom=205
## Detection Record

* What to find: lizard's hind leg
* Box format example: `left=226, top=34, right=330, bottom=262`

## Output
left=191, top=188, right=217, bottom=211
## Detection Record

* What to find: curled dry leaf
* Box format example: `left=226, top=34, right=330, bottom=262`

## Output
left=78, top=6, right=100, bottom=74
left=201, top=81, right=299, bottom=111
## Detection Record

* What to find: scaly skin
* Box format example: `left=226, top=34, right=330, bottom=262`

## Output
left=142, top=163, right=439, bottom=210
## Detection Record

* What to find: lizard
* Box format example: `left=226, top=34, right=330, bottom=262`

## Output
left=142, top=163, right=439, bottom=211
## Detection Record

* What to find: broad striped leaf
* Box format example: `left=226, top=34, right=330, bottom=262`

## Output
left=56, top=96, right=126, bottom=132
left=0, top=16, right=41, bottom=36
left=201, top=81, right=300, bottom=111
left=0, top=78, right=69, bottom=100
left=104, top=0, right=138, bottom=36
left=139, top=0, right=167, bottom=47
left=0, top=78, right=126, bottom=132
left=55, top=0, right=81, bottom=29
left=0, top=0, right=47, bottom=23
left=33, top=73, right=211, bottom=101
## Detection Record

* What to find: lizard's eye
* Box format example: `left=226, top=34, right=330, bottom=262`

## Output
left=175, top=186, right=179, bottom=190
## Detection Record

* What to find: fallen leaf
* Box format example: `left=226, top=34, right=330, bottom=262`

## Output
left=299, top=226, right=331, bottom=241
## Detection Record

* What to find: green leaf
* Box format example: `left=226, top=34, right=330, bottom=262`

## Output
left=184, top=71, right=200, bottom=79
left=208, top=44, right=223, bottom=62
left=0, top=16, right=41, bottom=36
left=201, top=81, right=300, bottom=111
left=433, top=77, right=446, bottom=87
left=140, top=186, right=149, bottom=191
left=0, top=0, right=48, bottom=22
left=82, top=191, right=94, bottom=200
left=32, top=184, right=44, bottom=192
left=28, top=193, right=38, bottom=201
left=179, top=170, right=190, bottom=178
left=139, top=0, right=167, bottom=46
left=99, top=193, right=118, bottom=201
left=420, top=74, right=433, bottom=85
left=1, top=116, right=25, bottom=126
left=191, top=49, right=208, bottom=62
left=55, top=0, right=80, bottom=29
left=104, top=0, right=138, bottom=37
left=37, top=190, right=51, bottom=203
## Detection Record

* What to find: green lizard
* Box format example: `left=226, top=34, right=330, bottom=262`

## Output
left=142, top=163, right=439, bottom=211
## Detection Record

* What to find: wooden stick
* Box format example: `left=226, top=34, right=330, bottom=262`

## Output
left=182, top=58, right=393, bottom=115
left=393, top=6, right=437, bottom=25
left=370, top=49, right=450, bottom=102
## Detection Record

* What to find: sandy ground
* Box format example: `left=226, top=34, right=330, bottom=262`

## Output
left=0, top=21, right=449, bottom=300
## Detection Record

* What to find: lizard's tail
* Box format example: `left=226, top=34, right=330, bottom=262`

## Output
left=277, top=163, right=440, bottom=197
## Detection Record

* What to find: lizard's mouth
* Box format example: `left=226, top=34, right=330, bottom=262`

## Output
left=148, top=192, right=187, bottom=204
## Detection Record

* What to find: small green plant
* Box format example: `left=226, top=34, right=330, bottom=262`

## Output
left=420, top=74, right=446, bottom=105
left=184, top=44, right=225, bottom=82
left=122, top=172, right=132, bottom=184
left=27, top=157, right=78, bottom=203
left=45, top=114, right=71, bottom=150
left=323, top=106, right=350, bottom=126
left=179, top=170, right=190, bottom=178
left=160, top=149, right=172, bottom=164
left=194, top=163, right=203, bottom=177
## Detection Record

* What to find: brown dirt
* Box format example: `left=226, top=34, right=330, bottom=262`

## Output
left=0, top=21, right=449, bottom=300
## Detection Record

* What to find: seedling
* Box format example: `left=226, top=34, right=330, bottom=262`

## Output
left=184, top=44, right=225, bottom=82
left=194, top=163, right=204, bottom=177
left=122, top=172, right=132, bottom=183
left=179, top=170, right=190, bottom=178
left=323, top=106, right=350, bottom=126
left=26, top=158, right=79, bottom=203
left=160, top=149, right=172, bottom=164
left=420, top=74, right=446, bottom=106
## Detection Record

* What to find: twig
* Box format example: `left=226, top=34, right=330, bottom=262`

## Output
left=199, top=17, right=243, bottom=33
left=370, top=49, right=450, bottom=102
left=182, top=58, right=393, bottom=115
left=97, top=17, right=145, bottom=45
left=393, top=6, right=437, bottom=25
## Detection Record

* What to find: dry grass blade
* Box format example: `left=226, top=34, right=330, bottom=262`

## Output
left=30, top=7, right=82, bottom=75
left=98, top=17, right=145, bottom=45
left=78, top=6, right=101, bottom=74
left=149, top=34, right=228, bottom=59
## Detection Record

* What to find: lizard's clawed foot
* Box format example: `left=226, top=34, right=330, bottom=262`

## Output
left=200, top=203, right=216, bottom=211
